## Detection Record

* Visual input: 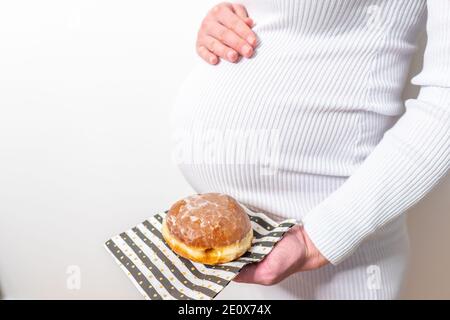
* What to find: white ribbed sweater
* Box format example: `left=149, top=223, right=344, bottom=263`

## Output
left=171, top=0, right=450, bottom=265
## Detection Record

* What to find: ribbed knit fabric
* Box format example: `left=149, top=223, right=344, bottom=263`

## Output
left=170, top=0, right=450, bottom=298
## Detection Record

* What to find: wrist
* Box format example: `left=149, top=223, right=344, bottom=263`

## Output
left=295, top=225, right=329, bottom=271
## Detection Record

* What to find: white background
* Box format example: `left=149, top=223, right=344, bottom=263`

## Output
left=0, top=1, right=448, bottom=299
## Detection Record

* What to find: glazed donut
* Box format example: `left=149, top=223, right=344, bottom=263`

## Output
left=162, top=193, right=253, bottom=265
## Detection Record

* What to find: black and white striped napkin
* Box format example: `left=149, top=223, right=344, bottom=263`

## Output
left=104, top=206, right=296, bottom=300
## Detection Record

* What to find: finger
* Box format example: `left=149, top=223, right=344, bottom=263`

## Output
left=233, top=263, right=259, bottom=283
left=202, top=35, right=239, bottom=62
left=207, top=22, right=254, bottom=58
left=212, top=5, right=257, bottom=48
left=231, top=4, right=254, bottom=27
left=210, top=3, right=253, bottom=27
left=234, top=259, right=278, bottom=285
left=196, top=45, right=219, bottom=65
left=244, top=17, right=254, bottom=27
left=231, top=3, right=248, bottom=19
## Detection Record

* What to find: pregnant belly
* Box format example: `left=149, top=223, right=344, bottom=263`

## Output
left=170, top=45, right=394, bottom=191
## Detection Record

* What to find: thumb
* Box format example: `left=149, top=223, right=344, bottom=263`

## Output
left=232, top=262, right=259, bottom=283
left=231, top=4, right=254, bottom=26
left=244, top=17, right=254, bottom=27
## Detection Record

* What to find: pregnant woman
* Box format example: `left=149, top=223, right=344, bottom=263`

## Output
left=170, top=0, right=449, bottom=299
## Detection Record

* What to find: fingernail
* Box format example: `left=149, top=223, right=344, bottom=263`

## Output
left=209, top=56, right=218, bottom=64
left=227, top=51, right=237, bottom=61
left=243, top=45, right=253, bottom=57
left=247, top=35, right=256, bottom=46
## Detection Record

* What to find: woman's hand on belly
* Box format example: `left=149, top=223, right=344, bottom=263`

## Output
left=196, top=2, right=257, bottom=65
left=233, top=225, right=329, bottom=285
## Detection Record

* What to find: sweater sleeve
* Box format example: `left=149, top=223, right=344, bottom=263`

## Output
left=302, top=0, right=450, bottom=265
